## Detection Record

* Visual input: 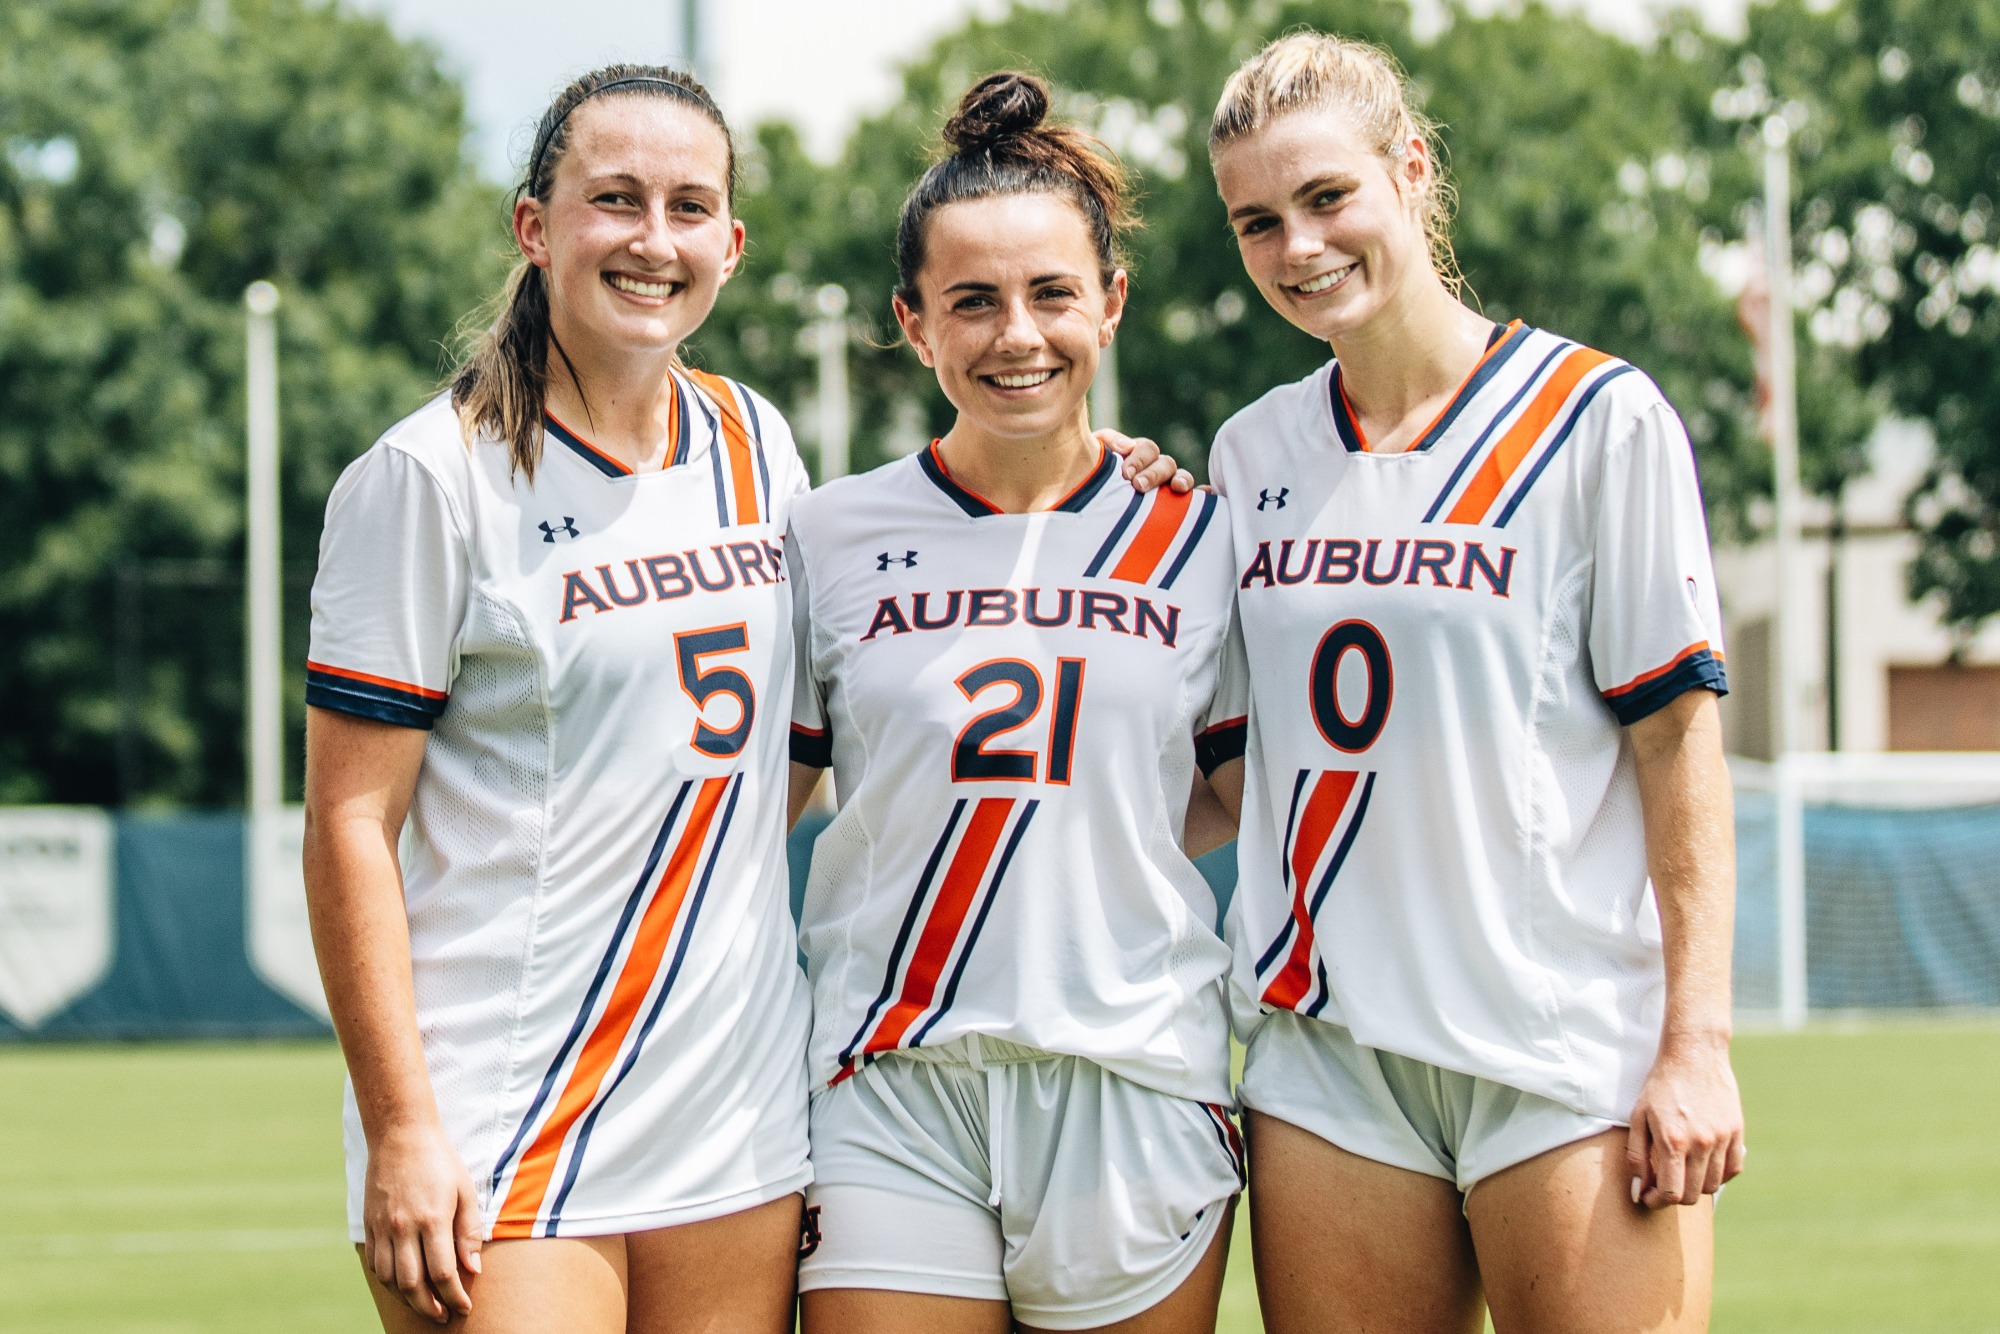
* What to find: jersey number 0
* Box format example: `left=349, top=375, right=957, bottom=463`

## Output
left=1309, top=620, right=1392, bottom=753
left=953, top=657, right=1086, bottom=784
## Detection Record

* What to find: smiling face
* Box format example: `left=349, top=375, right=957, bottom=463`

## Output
left=894, top=192, right=1125, bottom=442
left=1213, top=107, right=1433, bottom=344
left=513, top=96, right=743, bottom=364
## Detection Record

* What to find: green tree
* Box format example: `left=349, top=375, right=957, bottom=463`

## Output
left=0, top=0, right=506, bottom=804
left=1718, top=0, right=2000, bottom=638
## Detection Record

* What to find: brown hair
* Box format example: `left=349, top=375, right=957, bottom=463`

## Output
left=1210, top=32, right=1462, bottom=294
left=449, top=64, right=735, bottom=478
left=895, top=72, right=1133, bottom=305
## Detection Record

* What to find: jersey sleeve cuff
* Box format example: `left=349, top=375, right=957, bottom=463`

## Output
left=1601, top=645, right=1728, bottom=726
left=790, top=723, right=833, bottom=768
left=1194, top=716, right=1248, bottom=777
left=306, top=663, right=447, bottom=731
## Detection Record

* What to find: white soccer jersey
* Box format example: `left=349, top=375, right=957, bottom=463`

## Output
left=307, top=369, right=812, bottom=1241
left=788, top=446, right=1246, bottom=1103
left=1210, top=322, right=1728, bottom=1122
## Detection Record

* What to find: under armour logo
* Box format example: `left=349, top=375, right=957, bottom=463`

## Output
left=539, top=517, right=580, bottom=543
left=1258, top=488, right=1289, bottom=511
left=877, top=550, right=918, bottom=570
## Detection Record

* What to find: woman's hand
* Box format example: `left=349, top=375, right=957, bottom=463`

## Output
left=1625, top=1031, right=1747, bottom=1208
left=1097, top=428, right=1196, bottom=494
left=363, top=1118, right=484, bottom=1323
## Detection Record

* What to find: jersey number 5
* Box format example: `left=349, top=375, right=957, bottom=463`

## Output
left=1309, top=620, right=1392, bottom=753
left=953, top=658, right=1085, bottom=784
left=675, top=623, right=756, bottom=758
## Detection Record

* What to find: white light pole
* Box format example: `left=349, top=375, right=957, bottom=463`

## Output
left=1091, top=338, right=1121, bottom=434
left=681, top=0, right=701, bottom=79
left=815, top=283, right=851, bottom=482
left=244, top=280, right=282, bottom=824
left=1762, top=115, right=1809, bottom=1031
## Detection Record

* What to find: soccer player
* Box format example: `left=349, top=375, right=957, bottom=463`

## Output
left=1201, top=33, right=1747, bottom=1333
left=785, top=73, right=1247, bottom=1334
left=301, top=65, right=1185, bottom=1333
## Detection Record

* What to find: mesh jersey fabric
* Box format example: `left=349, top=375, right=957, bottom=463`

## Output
left=1209, top=323, right=1727, bottom=1122
left=788, top=446, right=1247, bottom=1104
left=308, top=378, right=812, bottom=1239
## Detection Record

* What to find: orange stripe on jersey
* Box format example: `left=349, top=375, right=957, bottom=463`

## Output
left=1263, top=770, right=1358, bottom=1011
left=1108, top=487, right=1194, bottom=584
left=304, top=660, right=446, bottom=700
left=1443, top=346, right=1613, bottom=526
left=863, top=797, right=1013, bottom=1056
left=490, top=776, right=729, bottom=1238
left=686, top=370, right=761, bottom=524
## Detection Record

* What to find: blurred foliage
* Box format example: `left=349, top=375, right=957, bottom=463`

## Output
left=1710, top=0, right=2000, bottom=638
left=0, top=0, right=506, bottom=804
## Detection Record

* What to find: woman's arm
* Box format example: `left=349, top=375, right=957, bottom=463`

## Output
left=1625, top=688, right=1747, bottom=1210
left=303, top=707, right=480, bottom=1324
left=1184, top=759, right=1244, bottom=860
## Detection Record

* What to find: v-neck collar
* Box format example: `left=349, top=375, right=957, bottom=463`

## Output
left=1329, top=319, right=1527, bottom=455
left=917, top=441, right=1116, bottom=518
left=543, top=374, right=691, bottom=478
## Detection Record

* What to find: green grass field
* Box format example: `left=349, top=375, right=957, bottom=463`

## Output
left=2, top=1024, right=1996, bottom=1332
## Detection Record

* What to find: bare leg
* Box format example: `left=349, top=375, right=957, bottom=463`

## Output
left=800, top=1289, right=1013, bottom=1334
left=1467, top=1128, right=1713, bottom=1334
left=1245, top=1110, right=1484, bottom=1334
left=627, top=1194, right=808, bottom=1334
left=1019, top=1199, right=1235, bottom=1334
left=361, top=1237, right=625, bottom=1334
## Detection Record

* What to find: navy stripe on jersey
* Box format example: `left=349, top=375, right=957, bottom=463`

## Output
left=791, top=722, right=833, bottom=769
left=1254, top=771, right=1314, bottom=975
left=1194, top=716, right=1248, bottom=777
left=489, top=781, right=694, bottom=1197
left=911, top=799, right=1038, bottom=1046
left=694, top=392, right=732, bottom=526
left=1421, top=341, right=1573, bottom=522
left=671, top=374, right=694, bottom=467
left=1084, top=490, right=1147, bottom=576
left=305, top=664, right=446, bottom=730
left=838, top=801, right=966, bottom=1069
left=1492, top=365, right=1639, bottom=527
left=545, top=774, right=742, bottom=1232
left=740, top=384, right=773, bottom=500
left=1157, top=490, right=1219, bottom=590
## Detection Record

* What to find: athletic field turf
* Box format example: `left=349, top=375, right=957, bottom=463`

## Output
left=2, top=1023, right=1995, bottom=1332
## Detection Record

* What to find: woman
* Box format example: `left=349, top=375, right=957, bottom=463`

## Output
left=1201, top=33, right=1747, bottom=1333
left=785, top=74, right=1246, bottom=1334
left=302, top=63, right=1193, bottom=1332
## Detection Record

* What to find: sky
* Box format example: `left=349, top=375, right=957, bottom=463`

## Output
left=349, top=0, right=1752, bottom=181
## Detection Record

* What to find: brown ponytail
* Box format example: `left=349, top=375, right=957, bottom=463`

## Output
left=449, top=64, right=735, bottom=479
left=896, top=72, right=1133, bottom=306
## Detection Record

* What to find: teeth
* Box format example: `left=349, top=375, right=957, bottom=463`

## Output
left=990, top=370, right=1056, bottom=388
left=1295, top=265, right=1354, bottom=295
left=609, top=274, right=674, bottom=298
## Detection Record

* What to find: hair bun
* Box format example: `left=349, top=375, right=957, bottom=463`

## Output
left=942, top=72, right=1051, bottom=153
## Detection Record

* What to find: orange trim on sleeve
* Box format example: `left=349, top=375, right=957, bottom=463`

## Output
left=1602, top=641, right=1720, bottom=698
left=305, top=660, right=446, bottom=701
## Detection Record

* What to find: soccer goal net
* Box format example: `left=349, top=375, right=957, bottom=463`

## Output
left=1732, top=753, right=2000, bottom=1026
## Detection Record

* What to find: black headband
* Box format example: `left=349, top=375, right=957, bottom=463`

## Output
left=527, top=76, right=710, bottom=191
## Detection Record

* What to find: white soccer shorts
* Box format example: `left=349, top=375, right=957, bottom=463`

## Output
left=1240, top=1009, right=1620, bottom=1195
left=798, top=1034, right=1242, bottom=1329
